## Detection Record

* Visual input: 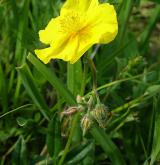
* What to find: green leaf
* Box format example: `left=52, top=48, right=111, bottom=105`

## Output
left=58, top=114, right=80, bottom=165
left=150, top=96, right=160, bottom=164
left=67, top=60, right=83, bottom=146
left=46, top=113, right=62, bottom=162
left=145, top=85, right=160, bottom=96
left=17, top=64, right=50, bottom=121
left=82, top=140, right=95, bottom=165
left=140, top=5, right=160, bottom=54
left=151, top=0, right=160, bottom=4
left=0, top=64, right=8, bottom=112
left=27, top=53, right=76, bottom=105
left=15, top=0, right=29, bottom=62
left=12, top=136, right=29, bottom=165
left=16, top=117, right=28, bottom=127
left=90, top=125, right=126, bottom=165
left=67, top=60, right=82, bottom=96
left=66, top=142, right=94, bottom=165
left=118, top=0, right=134, bottom=45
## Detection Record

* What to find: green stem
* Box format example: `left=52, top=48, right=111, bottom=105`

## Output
left=80, top=60, right=88, bottom=96
left=112, top=95, right=145, bottom=113
left=112, top=92, right=157, bottom=114
left=87, top=58, right=100, bottom=103
left=58, top=113, right=79, bottom=165
left=85, top=72, right=153, bottom=97
left=0, top=104, right=33, bottom=119
left=87, top=58, right=97, bottom=91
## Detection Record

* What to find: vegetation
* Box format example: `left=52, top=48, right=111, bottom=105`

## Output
left=0, top=0, right=160, bottom=164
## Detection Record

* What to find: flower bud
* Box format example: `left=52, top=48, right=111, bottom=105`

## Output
left=91, top=104, right=108, bottom=128
left=81, top=115, right=92, bottom=136
left=76, top=95, right=82, bottom=104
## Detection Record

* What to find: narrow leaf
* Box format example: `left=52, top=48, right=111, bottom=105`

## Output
left=17, top=64, right=50, bottom=121
left=46, top=113, right=62, bottom=162
left=90, top=125, right=126, bottom=165
left=150, top=96, right=160, bottom=164
left=12, top=136, right=29, bottom=165
left=67, top=60, right=82, bottom=96
left=66, top=142, right=94, bottom=165
left=27, top=53, right=76, bottom=105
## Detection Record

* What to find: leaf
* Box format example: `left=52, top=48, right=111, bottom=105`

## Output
left=65, top=142, right=94, bottom=165
left=118, top=0, right=134, bottom=45
left=90, top=125, right=126, bottom=165
left=27, top=53, right=76, bottom=105
left=12, top=136, right=29, bottom=165
left=0, top=64, right=8, bottom=112
left=58, top=114, right=80, bottom=165
left=17, top=64, right=50, bottom=121
left=151, top=0, right=160, bottom=4
left=106, top=109, right=131, bottom=132
left=15, top=0, right=29, bottom=62
left=67, top=60, right=82, bottom=97
left=139, top=5, right=160, bottom=54
left=150, top=96, right=160, bottom=164
left=67, top=60, right=83, bottom=145
left=46, top=113, right=62, bottom=162
left=145, top=85, right=160, bottom=96
left=17, top=117, right=28, bottom=127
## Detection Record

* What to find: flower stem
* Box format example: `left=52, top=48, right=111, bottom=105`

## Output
left=58, top=113, right=79, bottom=165
left=87, top=57, right=100, bottom=103
left=80, top=59, right=88, bottom=96
left=112, top=95, right=145, bottom=113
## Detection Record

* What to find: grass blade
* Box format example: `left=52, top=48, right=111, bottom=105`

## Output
left=17, top=64, right=50, bottom=121
left=46, top=113, right=62, bottom=164
left=90, top=125, right=126, bottom=165
left=27, top=53, right=76, bottom=105
left=67, top=60, right=82, bottom=96
left=66, top=142, right=94, bottom=165
left=12, top=136, right=29, bottom=165
left=0, top=64, right=8, bottom=112
left=140, top=4, right=160, bottom=54
left=150, top=95, right=160, bottom=164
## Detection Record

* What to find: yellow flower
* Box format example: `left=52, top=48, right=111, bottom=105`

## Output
left=35, top=0, right=118, bottom=64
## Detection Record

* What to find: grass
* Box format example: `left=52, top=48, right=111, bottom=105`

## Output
left=0, top=0, right=160, bottom=164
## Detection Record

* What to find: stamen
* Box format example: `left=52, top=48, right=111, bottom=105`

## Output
left=59, top=11, right=86, bottom=35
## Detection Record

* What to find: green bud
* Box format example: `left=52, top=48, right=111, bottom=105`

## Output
left=91, top=104, right=108, bottom=128
left=81, top=115, right=92, bottom=136
left=76, top=95, right=82, bottom=104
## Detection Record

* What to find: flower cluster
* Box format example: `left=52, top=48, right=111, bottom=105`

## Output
left=61, top=95, right=110, bottom=136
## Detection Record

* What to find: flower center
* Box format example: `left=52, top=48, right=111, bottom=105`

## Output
left=59, top=11, right=87, bottom=36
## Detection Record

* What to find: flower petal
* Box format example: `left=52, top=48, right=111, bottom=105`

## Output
left=35, top=35, right=79, bottom=63
left=70, top=31, right=98, bottom=64
left=61, top=0, right=99, bottom=15
left=39, top=17, right=62, bottom=44
left=56, top=36, right=79, bottom=62
left=35, top=47, right=54, bottom=64
left=87, top=3, right=118, bottom=44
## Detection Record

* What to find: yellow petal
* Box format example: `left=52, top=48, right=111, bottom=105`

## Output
left=39, top=17, right=62, bottom=44
left=61, top=0, right=99, bottom=15
left=56, top=35, right=79, bottom=61
left=35, top=47, right=54, bottom=64
left=35, top=35, right=79, bottom=63
left=70, top=29, right=98, bottom=64
left=35, top=34, right=69, bottom=63
left=70, top=40, right=94, bottom=64
left=87, top=3, right=118, bottom=44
